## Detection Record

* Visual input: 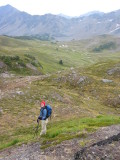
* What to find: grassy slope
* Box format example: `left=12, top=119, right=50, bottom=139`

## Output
left=0, top=35, right=120, bottom=150
left=0, top=35, right=120, bottom=74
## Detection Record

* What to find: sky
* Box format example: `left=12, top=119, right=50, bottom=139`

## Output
left=0, top=0, right=120, bottom=16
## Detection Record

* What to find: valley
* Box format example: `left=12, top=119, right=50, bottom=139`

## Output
left=0, top=35, right=120, bottom=155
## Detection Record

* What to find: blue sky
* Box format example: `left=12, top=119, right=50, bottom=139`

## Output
left=0, top=0, right=120, bottom=16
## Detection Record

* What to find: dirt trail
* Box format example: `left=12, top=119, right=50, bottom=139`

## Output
left=0, top=124, right=120, bottom=160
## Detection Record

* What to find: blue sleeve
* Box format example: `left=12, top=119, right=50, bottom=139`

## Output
left=40, top=110, right=42, bottom=117
left=38, top=110, right=42, bottom=119
left=42, top=109, right=47, bottom=120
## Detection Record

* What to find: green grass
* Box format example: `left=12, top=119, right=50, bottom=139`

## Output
left=35, top=115, right=120, bottom=148
left=0, top=59, right=120, bottom=149
left=0, top=115, right=120, bottom=150
left=0, top=139, right=19, bottom=150
left=0, top=35, right=120, bottom=74
left=0, top=35, right=120, bottom=151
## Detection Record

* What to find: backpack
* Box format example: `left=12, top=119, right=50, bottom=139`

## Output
left=45, top=105, right=52, bottom=119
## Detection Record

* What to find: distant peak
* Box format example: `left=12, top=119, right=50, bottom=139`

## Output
left=2, top=4, right=13, bottom=8
left=5, top=4, right=12, bottom=7
left=0, top=4, right=19, bottom=12
left=1, top=4, right=17, bottom=9
left=80, top=11, right=104, bottom=17
left=58, top=13, right=72, bottom=19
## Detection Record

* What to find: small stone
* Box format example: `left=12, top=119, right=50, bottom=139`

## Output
left=57, top=71, right=61, bottom=74
left=72, top=71, right=76, bottom=74
left=70, top=67, right=74, bottom=70
left=16, top=91, right=24, bottom=95
left=77, top=76, right=86, bottom=84
left=0, top=108, right=3, bottom=114
left=102, top=79, right=113, bottom=83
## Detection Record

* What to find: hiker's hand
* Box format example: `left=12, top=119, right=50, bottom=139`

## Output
left=38, top=117, right=42, bottom=120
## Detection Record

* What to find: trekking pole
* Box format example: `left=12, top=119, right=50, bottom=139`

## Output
left=34, top=120, right=40, bottom=137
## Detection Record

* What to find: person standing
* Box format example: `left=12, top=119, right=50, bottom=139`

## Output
left=37, top=101, right=52, bottom=136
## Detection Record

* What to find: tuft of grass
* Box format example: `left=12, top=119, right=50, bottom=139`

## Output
left=0, top=139, right=19, bottom=150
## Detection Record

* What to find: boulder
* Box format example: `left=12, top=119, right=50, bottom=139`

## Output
left=16, top=91, right=24, bottom=95
left=0, top=72, right=14, bottom=78
left=0, top=108, right=3, bottom=115
left=51, top=92, right=63, bottom=102
left=102, top=79, right=113, bottom=83
left=0, top=61, right=6, bottom=69
left=77, top=76, right=87, bottom=84
left=26, top=63, right=38, bottom=71
left=107, top=67, right=120, bottom=75
left=70, top=67, right=74, bottom=70
left=105, top=96, right=120, bottom=107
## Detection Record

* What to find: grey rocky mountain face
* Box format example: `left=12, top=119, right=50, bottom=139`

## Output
left=0, top=5, right=120, bottom=40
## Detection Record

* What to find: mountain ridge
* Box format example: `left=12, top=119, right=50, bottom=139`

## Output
left=0, top=5, right=120, bottom=40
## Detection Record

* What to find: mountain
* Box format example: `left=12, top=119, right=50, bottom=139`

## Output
left=58, top=13, right=72, bottom=19
left=0, top=5, right=120, bottom=40
left=80, top=11, right=104, bottom=17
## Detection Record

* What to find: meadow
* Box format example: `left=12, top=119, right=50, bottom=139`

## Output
left=0, top=35, right=120, bottom=150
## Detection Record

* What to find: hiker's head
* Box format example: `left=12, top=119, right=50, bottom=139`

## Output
left=41, top=101, right=45, bottom=107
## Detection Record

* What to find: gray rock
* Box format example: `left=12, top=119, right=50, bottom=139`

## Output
left=0, top=108, right=3, bottom=114
left=26, top=63, right=38, bottom=71
left=16, top=91, right=24, bottom=95
left=72, top=71, right=76, bottom=74
left=102, top=79, right=113, bottom=83
left=51, top=92, right=63, bottom=102
left=70, top=67, right=74, bottom=70
left=0, top=72, right=15, bottom=78
left=77, top=76, right=87, bottom=84
left=57, top=71, right=61, bottom=74
left=0, top=61, right=6, bottom=69
left=107, top=67, right=120, bottom=75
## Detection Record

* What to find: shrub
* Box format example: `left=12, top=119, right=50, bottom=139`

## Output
left=12, top=56, right=20, bottom=61
left=24, top=54, right=36, bottom=60
left=59, top=60, right=63, bottom=65
left=18, top=60, right=26, bottom=67
left=31, top=61, right=37, bottom=67
left=93, top=42, right=116, bottom=52
left=0, top=55, right=20, bottom=67
left=3, top=56, right=12, bottom=67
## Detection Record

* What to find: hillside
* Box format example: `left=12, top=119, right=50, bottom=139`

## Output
left=0, top=34, right=120, bottom=160
left=0, top=58, right=120, bottom=156
left=0, top=35, right=120, bottom=75
left=0, top=125, right=120, bottom=159
left=0, top=5, right=120, bottom=40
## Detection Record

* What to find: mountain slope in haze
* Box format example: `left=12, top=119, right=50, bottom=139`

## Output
left=79, top=11, right=104, bottom=17
left=0, top=5, right=71, bottom=39
left=0, top=5, right=120, bottom=40
left=58, top=13, right=73, bottom=19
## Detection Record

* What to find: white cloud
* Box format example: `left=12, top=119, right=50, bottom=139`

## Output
left=0, top=0, right=120, bottom=16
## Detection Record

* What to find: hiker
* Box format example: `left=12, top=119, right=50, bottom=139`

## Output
left=37, top=101, right=52, bottom=136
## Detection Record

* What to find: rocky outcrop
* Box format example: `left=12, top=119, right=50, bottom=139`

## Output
left=53, top=69, right=90, bottom=87
left=74, top=133, right=120, bottom=160
left=104, top=95, right=120, bottom=108
left=0, top=61, right=7, bottom=73
left=0, top=61, right=6, bottom=69
left=107, top=67, right=120, bottom=75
